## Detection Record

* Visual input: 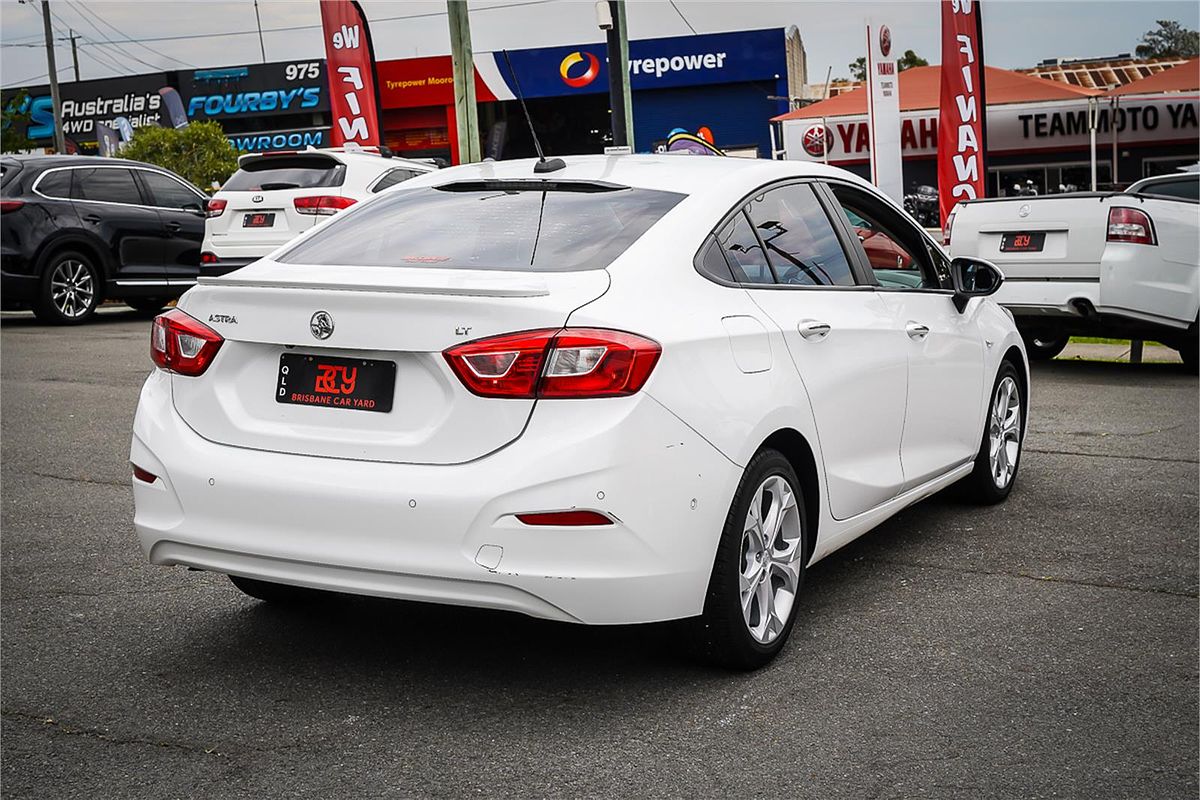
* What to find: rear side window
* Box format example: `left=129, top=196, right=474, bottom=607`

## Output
left=222, top=156, right=346, bottom=191
left=371, top=168, right=422, bottom=193
left=72, top=167, right=143, bottom=205
left=35, top=169, right=72, bottom=199
left=279, top=182, right=685, bottom=272
left=745, top=183, right=855, bottom=287
left=1135, top=177, right=1198, bottom=201
left=717, top=211, right=774, bottom=284
left=139, top=170, right=200, bottom=209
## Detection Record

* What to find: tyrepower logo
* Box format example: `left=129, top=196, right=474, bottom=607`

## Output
left=630, top=51, right=728, bottom=78
left=559, top=51, right=600, bottom=88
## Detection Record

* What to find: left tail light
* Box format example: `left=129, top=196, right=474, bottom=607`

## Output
left=151, top=309, right=224, bottom=376
left=443, top=328, right=661, bottom=399
left=0, top=200, right=25, bottom=213
left=294, top=195, right=356, bottom=216
left=200, top=251, right=219, bottom=264
left=1107, top=207, right=1156, bottom=245
left=942, top=207, right=956, bottom=246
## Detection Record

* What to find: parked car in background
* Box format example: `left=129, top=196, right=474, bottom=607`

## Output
left=1, top=155, right=207, bottom=325
left=132, top=155, right=1027, bottom=669
left=201, top=146, right=437, bottom=275
left=947, top=171, right=1199, bottom=369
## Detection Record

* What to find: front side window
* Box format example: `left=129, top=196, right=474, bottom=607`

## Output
left=280, top=181, right=685, bottom=272
left=829, top=184, right=944, bottom=290
left=745, top=183, right=855, bottom=287
left=139, top=170, right=201, bottom=210
left=72, top=168, right=143, bottom=206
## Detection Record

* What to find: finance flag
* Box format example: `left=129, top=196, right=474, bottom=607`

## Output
left=938, top=0, right=989, bottom=226
left=320, top=0, right=383, bottom=147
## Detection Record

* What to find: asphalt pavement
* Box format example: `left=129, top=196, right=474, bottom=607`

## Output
left=2, top=308, right=1196, bottom=799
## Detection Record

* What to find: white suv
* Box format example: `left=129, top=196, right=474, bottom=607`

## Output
left=201, top=147, right=436, bottom=275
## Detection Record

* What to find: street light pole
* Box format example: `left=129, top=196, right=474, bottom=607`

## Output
left=253, top=0, right=267, bottom=63
left=40, top=0, right=66, bottom=154
left=603, top=0, right=634, bottom=149
left=447, top=0, right=481, bottom=164
left=69, top=28, right=79, bottom=81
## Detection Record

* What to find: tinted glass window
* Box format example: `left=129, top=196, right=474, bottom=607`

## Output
left=280, top=182, right=685, bottom=272
left=695, top=234, right=736, bottom=282
left=36, top=169, right=72, bottom=199
left=830, top=184, right=944, bottom=290
left=745, top=184, right=855, bottom=287
left=717, top=211, right=774, bottom=284
left=223, top=157, right=346, bottom=191
left=139, top=170, right=200, bottom=209
left=73, top=168, right=142, bottom=205
left=1136, top=177, right=1198, bottom=201
left=372, top=168, right=421, bottom=193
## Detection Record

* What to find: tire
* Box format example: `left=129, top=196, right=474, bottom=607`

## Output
left=228, top=574, right=318, bottom=603
left=1020, top=330, right=1069, bottom=361
left=1176, top=328, right=1198, bottom=374
left=125, top=297, right=169, bottom=316
left=693, top=449, right=808, bottom=670
left=32, top=250, right=101, bottom=325
left=960, top=361, right=1024, bottom=505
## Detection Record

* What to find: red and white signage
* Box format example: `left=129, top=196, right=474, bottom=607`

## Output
left=866, top=19, right=903, bottom=201
left=320, top=0, right=382, bottom=147
left=938, top=0, right=987, bottom=226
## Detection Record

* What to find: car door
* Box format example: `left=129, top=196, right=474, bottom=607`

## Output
left=134, top=168, right=207, bottom=287
left=714, top=180, right=908, bottom=521
left=70, top=166, right=165, bottom=285
left=826, top=181, right=985, bottom=491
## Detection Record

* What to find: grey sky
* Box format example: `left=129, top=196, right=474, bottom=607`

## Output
left=2, top=0, right=1197, bottom=89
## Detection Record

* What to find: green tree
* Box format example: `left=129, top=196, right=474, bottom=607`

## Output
left=2, top=90, right=35, bottom=154
left=121, top=121, right=238, bottom=192
left=1136, top=20, right=1199, bottom=59
left=848, top=50, right=927, bottom=81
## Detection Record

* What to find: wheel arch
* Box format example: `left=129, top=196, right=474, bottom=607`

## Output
left=1001, top=344, right=1030, bottom=431
left=758, top=428, right=820, bottom=567
left=34, top=233, right=114, bottom=288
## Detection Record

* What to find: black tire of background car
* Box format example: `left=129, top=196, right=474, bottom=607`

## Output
left=125, top=297, right=170, bottom=317
left=960, top=360, right=1024, bottom=505
left=1020, top=330, right=1070, bottom=361
left=228, top=574, right=320, bottom=603
left=692, top=449, right=807, bottom=671
left=1177, top=336, right=1199, bottom=374
left=32, top=250, right=100, bottom=325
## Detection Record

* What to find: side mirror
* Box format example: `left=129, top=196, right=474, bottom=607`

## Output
left=950, top=256, right=1004, bottom=313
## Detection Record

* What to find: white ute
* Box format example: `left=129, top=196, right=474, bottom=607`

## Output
left=947, top=170, right=1199, bottom=369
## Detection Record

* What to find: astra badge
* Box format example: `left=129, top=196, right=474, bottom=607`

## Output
left=310, top=310, right=334, bottom=340
left=1018, top=204, right=1032, bottom=218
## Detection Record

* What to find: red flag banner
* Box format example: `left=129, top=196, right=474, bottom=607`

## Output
left=321, top=0, right=382, bottom=147
left=938, top=0, right=988, bottom=226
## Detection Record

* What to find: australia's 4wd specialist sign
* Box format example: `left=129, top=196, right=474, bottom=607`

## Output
left=3, top=73, right=169, bottom=148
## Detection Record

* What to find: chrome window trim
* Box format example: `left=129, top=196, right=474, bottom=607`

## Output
left=31, top=164, right=206, bottom=211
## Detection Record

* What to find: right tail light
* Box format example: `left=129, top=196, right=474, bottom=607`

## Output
left=205, top=198, right=227, bottom=217
left=1107, top=207, right=1156, bottom=245
left=942, top=207, right=956, bottom=246
left=443, top=328, right=661, bottom=399
left=151, top=309, right=224, bottom=376
left=294, top=195, right=357, bottom=216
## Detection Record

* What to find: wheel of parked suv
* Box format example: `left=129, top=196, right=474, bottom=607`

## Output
left=228, top=574, right=318, bottom=603
left=1020, top=331, right=1069, bottom=361
left=126, top=297, right=169, bottom=316
left=33, top=250, right=100, bottom=325
left=695, top=449, right=807, bottom=670
left=961, top=361, right=1024, bottom=504
left=1176, top=323, right=1198, bottom=373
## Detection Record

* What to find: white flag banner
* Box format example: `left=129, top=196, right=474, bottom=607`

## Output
left=866, top=19, right=903, bottom=202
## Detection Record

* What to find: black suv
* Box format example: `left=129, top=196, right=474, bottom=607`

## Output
left=1, top=155, right=207, bottom=324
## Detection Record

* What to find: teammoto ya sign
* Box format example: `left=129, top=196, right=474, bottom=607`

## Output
left=938, top=0, right=988, bottom=225
left=320, top=0, right=383, bottom=147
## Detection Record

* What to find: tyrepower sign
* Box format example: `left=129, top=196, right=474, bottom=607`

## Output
left=320, top=0, right=382, bottom=147
left=938, top=0, right=988, bottom=225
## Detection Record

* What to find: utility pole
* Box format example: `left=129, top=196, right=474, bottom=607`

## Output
left=253, top=0, right=267, bottom=63
left=603, top=0, right=634, bottom=149
left=40, top=0, right=66, bottom=153
left=447, top=0, right=480, bottom=164
left=69, top=28, right=79, bottom=81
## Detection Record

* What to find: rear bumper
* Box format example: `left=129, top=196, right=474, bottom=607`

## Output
left=1, top=270, right=38, bottom=305
left=200, top=258, right=255, bottom=277
left=131, top=370, right=740, bottom=625
left=994, top=278, right=1100, bottom=318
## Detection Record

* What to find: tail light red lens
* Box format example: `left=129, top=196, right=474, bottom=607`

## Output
left=294, top=195, right=356, bottom=216
left=0, top=200, right=25, bottom=213
left=151, top=309, right=224, bottom=376
left=443, top=328, right=661, bottom=399
left=516, top=510, right=614, bottom=526
left=205, top=198, right=227, bottom=218
left=131, top=464, right=158, bottom=484
left=1107, top=207, right=1156, bottom=245
left=942, top=208, right=956, bottom=246
left=200, top=251, right=219, bottom=264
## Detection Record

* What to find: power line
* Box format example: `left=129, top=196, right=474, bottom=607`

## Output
left=48, top=5, right=160, bottom=72
left=668, top=0, right=697, bottom=35
left=62, top=0, right=198, bottom=69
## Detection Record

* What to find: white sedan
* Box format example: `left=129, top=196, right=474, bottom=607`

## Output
left=131, top=155, right=1027, bottom=669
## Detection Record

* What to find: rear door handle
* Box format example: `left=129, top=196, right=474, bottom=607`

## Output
left=906, top=322, right=930, bottom=340
left=81, top=214, right=101, bottom=224
left=798, top=320, right=831, bottom=341
left=165, top=220, right=182, bottom=233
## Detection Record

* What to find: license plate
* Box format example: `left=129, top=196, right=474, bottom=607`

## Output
left=276, top=353, right=396, bottom=413
left=1000, top=231, right=1046, bottom=252
left=243, top=212, right=275, bottom=228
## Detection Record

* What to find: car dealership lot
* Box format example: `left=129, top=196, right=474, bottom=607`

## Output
left=2, top=310, right=1196, bottom=798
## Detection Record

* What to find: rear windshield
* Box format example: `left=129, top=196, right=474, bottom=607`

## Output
left=222, top=156, right=345, bottom=191
left=279, top=181, right=686, bottom=272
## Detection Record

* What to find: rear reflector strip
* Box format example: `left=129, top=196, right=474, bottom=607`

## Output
left=131, top=464, right=158, bottom=484
left=515, top=510, right=614, bottom=526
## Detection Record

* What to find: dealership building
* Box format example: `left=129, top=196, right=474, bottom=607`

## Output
left=3, top=27, right=804, bottom=162
left=774, top=58, right=1199, bottom=193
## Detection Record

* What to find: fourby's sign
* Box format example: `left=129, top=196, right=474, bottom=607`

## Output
left=320, top=0, right=382, bottom=147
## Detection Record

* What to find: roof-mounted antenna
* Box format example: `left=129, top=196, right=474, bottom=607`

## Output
left=502, top=50, right=565, bottom=174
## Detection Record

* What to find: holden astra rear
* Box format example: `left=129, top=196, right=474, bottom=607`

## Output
left=132, top=155, right=1028, bottom=669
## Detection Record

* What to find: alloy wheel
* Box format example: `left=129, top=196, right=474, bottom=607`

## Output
left=50, top=260, right=95, bottom=319
left=988, top=376, right=1022, bottom=489
left=739, top=474, right=803, bottom=645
